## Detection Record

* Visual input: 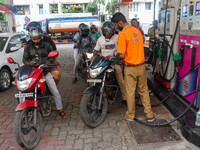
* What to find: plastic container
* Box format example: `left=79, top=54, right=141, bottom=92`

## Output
left=195, top=109, right=200, bottom=126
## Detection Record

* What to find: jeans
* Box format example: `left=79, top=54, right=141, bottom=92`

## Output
left=74, top=48, right=78, bottom=62
left=45, top=72, right=63, bottom=110
left=73, top=54, right=82, bottom=78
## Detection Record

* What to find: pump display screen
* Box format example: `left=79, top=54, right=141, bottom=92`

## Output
left=182, top=5, right=188, bottom=17
left=196, top=2, right=200, bottom=15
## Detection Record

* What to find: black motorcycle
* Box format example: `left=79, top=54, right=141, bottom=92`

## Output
left=80, top=55, right=119, bottom=128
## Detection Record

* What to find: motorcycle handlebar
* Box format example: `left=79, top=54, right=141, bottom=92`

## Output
left=38, top=63, right=59, bottom=69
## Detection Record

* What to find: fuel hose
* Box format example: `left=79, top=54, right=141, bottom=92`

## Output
left=140, top=4, right=181, bottom=107
left=134, top=76, right=200, bottom=127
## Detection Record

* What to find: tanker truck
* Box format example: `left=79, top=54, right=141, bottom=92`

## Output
left=15, top=14, right=101, bottom=43
left=46, top=16, right=101, bottom=43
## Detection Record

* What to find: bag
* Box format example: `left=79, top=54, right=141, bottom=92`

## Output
left=79, top=35, right=94, bottom=53
left=51, top=59, right=61, bottom=85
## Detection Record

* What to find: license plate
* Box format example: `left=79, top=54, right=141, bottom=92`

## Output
left=87, top=79, right=102, bottom=83
left=15, top=93, right=33, bottom=98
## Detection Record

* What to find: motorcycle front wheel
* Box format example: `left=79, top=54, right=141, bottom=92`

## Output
left=80, top=92, right=108, bottom=128
left=14, top=108, right=42, bottom=150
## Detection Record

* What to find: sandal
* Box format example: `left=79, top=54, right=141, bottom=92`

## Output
left=58, top=110, right=68, bottom=119
left=72, top=77, right=77, bottom=84
left=121, top=114, right=134, bottom=122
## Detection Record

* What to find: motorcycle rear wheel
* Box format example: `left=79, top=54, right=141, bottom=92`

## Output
left=14, top=108, right=42, bottom=150
left=80, top=92, right=108, bottom=128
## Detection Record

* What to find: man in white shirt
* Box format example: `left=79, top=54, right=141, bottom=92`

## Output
left=93, top=22, right=127, bottom=103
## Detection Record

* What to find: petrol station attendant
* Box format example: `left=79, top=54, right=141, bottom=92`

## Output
left=111, top=12, right=156, bottom=122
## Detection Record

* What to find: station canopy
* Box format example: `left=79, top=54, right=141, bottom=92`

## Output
left=0, top=2, right=18, bottom=13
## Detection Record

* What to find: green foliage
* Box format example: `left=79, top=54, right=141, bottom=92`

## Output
left=94, top=0, right=105, bottom=5
left=62, top=4, right=83, bottom=13
left=0, top=13, right=5, bottom=20
left=50, top=5, right=58, bottom=13
left=106, top=0, right=118, bottom=16
left=85, top=2, right=97, bottom=15
left=85, top=0, right=105, bottom=15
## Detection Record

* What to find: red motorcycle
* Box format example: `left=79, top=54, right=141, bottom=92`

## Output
left=8, top=51, right=58, bottom=149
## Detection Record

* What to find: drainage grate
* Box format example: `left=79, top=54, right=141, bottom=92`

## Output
left=128, top=119, right=181, bottom=144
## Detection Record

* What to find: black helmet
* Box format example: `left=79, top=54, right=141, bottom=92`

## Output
left=102, top=21, right=115, bottom=36
left=81, top=24, right=90, bottom=38
left=81, top=24, right=89, bottom=32
left=78, top=23, right=85, bottom=31
left=29, top=27, right=43, bottom=39
left=90, top=24, right=97, bottom=30
left=26, top=21, right=41, bottom=32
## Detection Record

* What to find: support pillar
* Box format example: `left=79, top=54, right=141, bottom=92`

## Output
left=119, top=4, right=129, bottom=19
left=118, top=0, right=132, bottom=18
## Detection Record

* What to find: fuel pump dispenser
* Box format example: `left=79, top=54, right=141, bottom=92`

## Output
left=177, top=0, right=200, bottom=109
left=176, top=0, right=200, bottom=146
left=155, top=0, right=181, bottom=89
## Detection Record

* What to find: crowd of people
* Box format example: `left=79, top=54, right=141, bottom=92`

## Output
left=21, top=12, right=158, bottom=122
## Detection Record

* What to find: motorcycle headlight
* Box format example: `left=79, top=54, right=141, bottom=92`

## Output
left=17, top=78, right=32, bottom=91
left=86, top=52, right=93, bottom=59
left=90, top=67, right=102, bottom=78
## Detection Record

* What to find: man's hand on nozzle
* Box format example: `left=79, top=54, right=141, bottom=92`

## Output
left=105, top=56, right=111, bottom=60
left=119, top=59, right=125, bottom=65
left=90, top=56, right=94, bottom=61
left=118, top=53, right=125, bottom=59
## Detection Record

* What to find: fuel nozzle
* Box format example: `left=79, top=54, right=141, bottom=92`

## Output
left=173, top=52, right=182, bottom=61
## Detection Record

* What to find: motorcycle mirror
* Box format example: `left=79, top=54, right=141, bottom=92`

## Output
left=7, top=57, right=14, bottom=64
left=48, top=51, right=59, bottom=58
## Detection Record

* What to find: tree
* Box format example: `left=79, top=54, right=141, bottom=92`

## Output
left=95, top=0, right=105, bottom=5
left=0, top=13, right=5, bottom=20
left=50, top=4, right=58, bottom=14
left=85, top=2, right=97, bottom=15
left=106, top=0, right=118, bottom=17
left=85, top=0, right=105, bottom=15
left=62, top=4, right=83, bottom=13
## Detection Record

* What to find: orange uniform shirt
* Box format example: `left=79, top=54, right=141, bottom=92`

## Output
left=117, top=25, right=145, bottom=65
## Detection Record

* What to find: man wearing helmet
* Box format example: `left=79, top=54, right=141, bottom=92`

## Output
left=73, top=23, right=85, bottom=62
left=24, top=22, right=61, bottom=85
left=90, top=24, right=100, bottom=41
left=23, top=27, right=68, bottom=119
left=72, top=24, right=96, bottom=83
left=22, top=21, right=57, bottom=51
left=93, top=21, right=127, bottom=103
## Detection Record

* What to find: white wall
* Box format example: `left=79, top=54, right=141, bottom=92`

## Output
left=5, top=13, right=13, bottom=32
left=13, top=0, right=91, bottom=15
left=129, top=0, right=160, bottom=30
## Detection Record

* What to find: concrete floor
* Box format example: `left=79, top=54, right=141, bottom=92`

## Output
left=0, top=44, right=199, bottom=150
